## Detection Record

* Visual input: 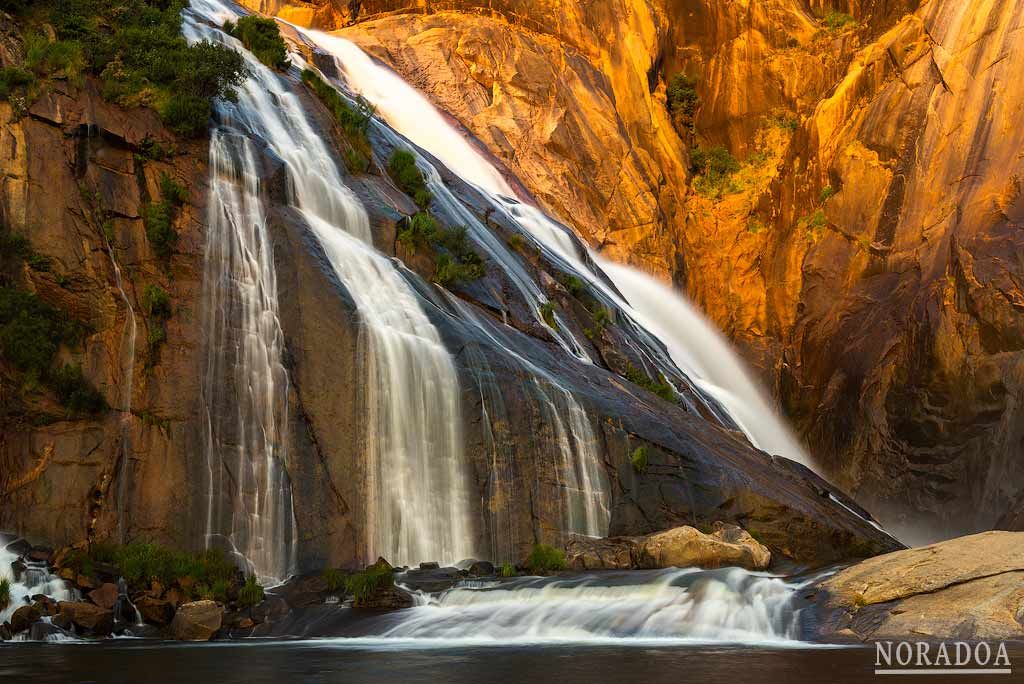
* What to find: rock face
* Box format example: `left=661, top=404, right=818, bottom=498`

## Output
left=257, top=0, right=1024, bottom=542
left=170, top=600, right=223, bottom=641
left=57, top=601, right=114, bottom=636
left=813, top=531, right=1024, bottom=641
left=0, top=6, right=900, bottom=576
left=566, top=522, right=771, bottom=571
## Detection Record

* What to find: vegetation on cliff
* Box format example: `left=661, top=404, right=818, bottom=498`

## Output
left=387, top=149, right=433, bottom=208
left=5, top=0, right=247, bottom=136
left=666, top=73, right=699, bottom=133
left=300, top=68, right=374, bottom=172
left=63, top=542, right=237, bottom=591
left=396, top=209, right=485, bottom=286
left=224, top=16, right=288, bottom=71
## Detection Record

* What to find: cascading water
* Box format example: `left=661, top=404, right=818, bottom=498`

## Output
left=0, top=540, right=76, bottom=627
left=199, top=123, right=297, bottom=583
left=186, top=0, right=477, bottom=567
left=382, top=568, right=801, bottom=644
left=306, top=31, right=816, bottom=469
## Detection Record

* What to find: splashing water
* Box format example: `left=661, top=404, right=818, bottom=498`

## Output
left=0, top=541, right=76, bottom=626
left=382, top=568, right=802, bottom=644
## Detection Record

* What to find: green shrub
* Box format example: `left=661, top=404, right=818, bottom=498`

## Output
left=105, top=543, right=236, bottom=588
left=499, top=562, right=516, bottom=578
left=0, top=286, right=84, bottom=377
left=238, top=575, right=264, bottom=607
left=823, top=11, right=857, bottom=32
left=142, top=284, right=171, bottom=320
left=388, top=149, right=432, bottom=209
left=300, top=69, right=374, bottom=173
left=197, top=578, right=229, bottom=602
left=51, top=363, right=106, bottom=415
left=345, top=562, right=394, bottom=602
left=690, top=145, right=741, bottom=198
left=227, top=16, right=288, bottom=70
left=631, top=446, right=648, bottom=474
left=0, top=66, right=34, bottom=100
left=435, top=253, right=484, bottom=285
left=819, top=185, right=835, bottom=202
left=666, top=73, right=699, bottom=131
left=143, top=173, right=188, bottom=260
left=624, top=363, right=676, bottom=403
left=0, top=577, right=10, bottom=610
left=38, top=0, right=248, bottom=137
left=507, top=233, right=527, bottom=253
left=561, top=274, right=584, bottom=298
left=25, top=33, right=85, bottom=82
left=397, top=212, right=439, bottom=254
left=143, top=201, right=177, bottom=259
left=767, top=110, right=799, bottom=131
left=540, top=302, right=556, bottom=328
left=323, top=567, right=346, bottom=593
left=525, top=544, right=566, bottom=574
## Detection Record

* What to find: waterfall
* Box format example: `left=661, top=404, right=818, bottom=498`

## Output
left=305, top=31, right=816, bottom=469
left=186, top=0, right=477, bottom=567
left=0, top=540, right=76, bottom=626
left=104, top=244, right=137, bottom=544
left=383, top=568, right=801, bottom=643
left=199, top=124, right=297, bottom=583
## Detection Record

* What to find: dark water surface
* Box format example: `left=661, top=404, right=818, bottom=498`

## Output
left=3, top=641, right=1023, bottom=684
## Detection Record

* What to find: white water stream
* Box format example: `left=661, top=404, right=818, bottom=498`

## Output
left=306, top=32, right=814, bottom=469
left=382, top=568, right=801, bottom=644
left=186, top=0, right=477, bottom=567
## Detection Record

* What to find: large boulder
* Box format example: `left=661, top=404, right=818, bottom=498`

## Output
left=56, top=601, right=114, bottom=636
left=134, top=595, right=174, bottom=626
left=87, top=583, right=119, bottom=611
left=10, top=604, right=41, bottom=633
left=566, top=523, right=771, bottom=571
left=812, top=531, right=1024, bottom=641
left=639, top=523, right=771, bottom=571
left=170, top=600, right=223, bottom=641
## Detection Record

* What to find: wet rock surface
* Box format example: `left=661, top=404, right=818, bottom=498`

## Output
left=170, top=601, right=224, bottom=641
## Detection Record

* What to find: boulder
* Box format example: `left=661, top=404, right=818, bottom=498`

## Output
left=353, top=584, right=414, bottom=611
left=57, top=601, right=114, bottom=636
left=134, top=595, right=174, bottom=626
left=566, top=535, right=640, bottom=570
left=31, top=595, right=59, bottom=617
left=813, top=531, right=1024, bottom=642
left=170, top=600, right=223, bottom=641
left=251, top=596, right=289, bottom=624
left=10, top=604, right=41, bottom=633
left=0, top=622, right=11, bottom=641
left=88, top=583, right=119, bottom=611
left=400, top=566, right=462, bottom=593
left=566, top=523, right=771, bottom=571
left=639, top=523, right=771, bottom=571
left=467, top=561, right=495, bottom=577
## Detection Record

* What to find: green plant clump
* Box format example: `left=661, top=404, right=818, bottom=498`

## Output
left=76, top=542, right=237, bottom=588
left=499, top=562, right=516, bottom=578
left=539, top=301, right=556, bottom=328
left=300, top=69, right=374, bottom=173
left=631, top=446, right=648, bottom=474
left=142, top=284, right=172, bottom=320
left=387, top=149, right=433, bottom=208
left=0, top=286, right=88, bottom=384
left=323, top=567, right=346, bottom=594
left=0, top=66, right=35, bottom=102
left=238, top=575, right=265, bottom=607
left=690, top=145, right=741, bottom=198
left=823, top=11, right=857, bottom=32
left=22, top=0, right=252, bottom=137
left=525, top=544, right=567, bottom=575
left=143, top=173, right=189, bottom=261
left=226, top=16, right=289, bottom=70
left=819, top=185, right=836, bottom=202
left=623, top=363, right=676, bottom=403
left=666, top=73, right=699, bottom=132
left=345, top=562, right=394, bottom=602
left=51, top=363, right=107, bottom=415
